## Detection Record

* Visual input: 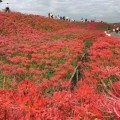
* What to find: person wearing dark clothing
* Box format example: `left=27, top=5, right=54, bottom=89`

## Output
left=48, top=13, right=50, bottom=18
left=5, top=7, right=10, bottom=13
left=51, top=14, right=53, bottom=19
left=60, top=16, right=63, bottom=20
left=115, top=27, right=119, bottom=34
left=85, top=19, right=87, bottom=22
left=115, top=29, right=118, bottom=34
left=63, top=16, right=65, bottom=21
left=107, top=26, right=111, bottom=33
left=5, top=3, right=10, bottom=13
left=107, top=26, right=111, bottom=30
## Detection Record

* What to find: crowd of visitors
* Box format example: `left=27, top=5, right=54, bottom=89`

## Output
left=48, top=12, right=99, bottom=23
left=0, top=1, right=114, bottom=25
left=105, top=24, right=120, bottom=37
left=48, top=12, right=75, bottom=22
left=0, top=1, right=101, bottom=23
left=113, top=25, right=120, bottom=34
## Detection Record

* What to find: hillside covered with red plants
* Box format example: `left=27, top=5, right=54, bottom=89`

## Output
left=0, top=12, right=120, bottom=120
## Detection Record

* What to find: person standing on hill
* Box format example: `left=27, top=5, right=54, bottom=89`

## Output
left=107, top=26, right=111, bottom=33
left=115, top=27, right=119, bottom=34
left=107, top=26, right=110, bottom=30
left=48, top=13, right=50, bottom=18
left=66, top=16, right=69, bottom=21
left=85, top=19, right=87, bottom=22
left=5, top=3, right=10, bottom=13
left=62, top=16, right=64, bottom=20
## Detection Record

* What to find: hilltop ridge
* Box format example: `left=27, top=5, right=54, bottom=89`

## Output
left=0, top=12, right=109, bottom=34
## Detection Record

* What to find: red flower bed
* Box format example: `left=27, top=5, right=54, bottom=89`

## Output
left=0, top=12, right=119, bottom=119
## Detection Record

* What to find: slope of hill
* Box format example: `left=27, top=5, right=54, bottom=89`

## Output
left=0, top=12, right=120, bottom=119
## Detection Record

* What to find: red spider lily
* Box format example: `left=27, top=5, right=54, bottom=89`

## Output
left=0, top=11, right=120, bottom=119
left=114, top=101, right=120, bottom=118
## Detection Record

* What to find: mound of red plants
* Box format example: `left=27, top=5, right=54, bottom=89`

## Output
left=0, top=12, right=119, bottom=119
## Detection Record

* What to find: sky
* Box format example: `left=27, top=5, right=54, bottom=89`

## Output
left=0, top=0, right=120, bottom=23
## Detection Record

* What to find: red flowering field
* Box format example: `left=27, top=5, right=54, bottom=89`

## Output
left=0, top=12, right=120, bottom=120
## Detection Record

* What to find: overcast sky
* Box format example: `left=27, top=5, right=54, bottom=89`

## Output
left=0, top=0, right=120, bottom=23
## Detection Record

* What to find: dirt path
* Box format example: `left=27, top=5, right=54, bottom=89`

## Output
left=111, top=32, right=120, bottom=38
